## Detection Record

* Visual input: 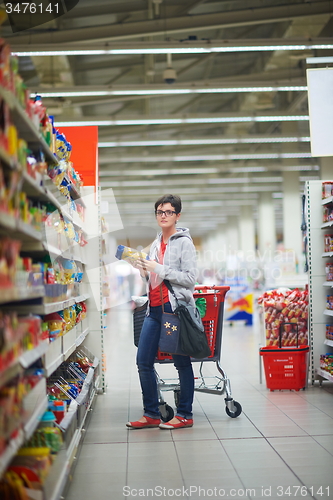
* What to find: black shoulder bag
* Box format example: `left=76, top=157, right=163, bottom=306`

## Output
left=164, top=280, right=211, bottom=359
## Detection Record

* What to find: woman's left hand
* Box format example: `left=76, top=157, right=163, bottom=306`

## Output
left=135, top=258, right=157, bottom=273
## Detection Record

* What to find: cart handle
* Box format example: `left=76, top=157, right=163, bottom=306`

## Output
left=194, top=285, right=230, bottom=292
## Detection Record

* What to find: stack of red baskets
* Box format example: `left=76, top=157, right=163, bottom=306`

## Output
left=260, top=323, right=309, bottom=391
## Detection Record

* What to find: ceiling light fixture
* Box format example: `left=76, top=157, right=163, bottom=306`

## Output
left=55, top=115, right=309, bottom=127
left=98, top=136, right=311, bottom=147
left=99, top=152, right=312, bottom=163
left=34, top=85, right=307, bottom=98
left=12, top=39, right=333, bottom=57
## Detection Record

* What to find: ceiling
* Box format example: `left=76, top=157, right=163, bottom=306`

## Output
left=2, top=0, right=333, bottom=240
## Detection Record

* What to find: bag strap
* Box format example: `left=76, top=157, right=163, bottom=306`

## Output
left=163, top=279, right=180, bottom=307
left=159, top=284, right=165, bottom=313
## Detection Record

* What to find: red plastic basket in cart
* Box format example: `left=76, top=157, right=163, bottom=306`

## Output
left=260, top=323, right=309, bottom=391
left=156, top=285, right=229, bottom=361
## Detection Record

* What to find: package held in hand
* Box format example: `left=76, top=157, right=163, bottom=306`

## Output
left=115, top=245, right=150, bottom=265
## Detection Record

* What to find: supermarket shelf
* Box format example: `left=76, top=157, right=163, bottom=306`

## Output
left=63, top=326, right=78, bottom=360
left=0, top=341, right=49, bottom=389
left=44, top=321, right=88, bottom=376
left=20, top=340, right=50, bottom=369
left=43, top=378, right=97, bottom=500
left=22, top=240, right=86, bottom=265
left=0, top=211, right=42, bottom=242
left=23, top=379, right=48, bottom=440
left=322, top=252, right=333, bottom=258
left=322, top=196, right=333, bottom=206
left=0, top=285, right=45, bottom=305
left=75, top=293, right=90, bottom=303
left=44, top=356, right=64, bottom=378
left=0, top=86, right=56, bottom=165
left=0, top=362, right=22, bottom=390
left=3, top=292, right=89, bottom=315
left=316, top=367, right=333, bottom=382
left=323, top=281, right=333, bottom=287
left=323, top=309, right=333, bottom=317
left=324, top=339, right=333, bottom=347
left=76, top=327, right=89, bottom=347
left=0, top=147, right=15, bottom=168
left=0, top=429, right=24, bottom=477
left=321, top=220, right=333, bottom=229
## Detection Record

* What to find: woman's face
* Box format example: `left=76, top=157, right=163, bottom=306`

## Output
left=155, top=203, right=180, bottom=230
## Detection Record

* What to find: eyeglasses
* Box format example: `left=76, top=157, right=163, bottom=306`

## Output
left=155, top=210, right=177, bottom=217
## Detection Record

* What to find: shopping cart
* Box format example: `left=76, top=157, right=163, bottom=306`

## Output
left=153, top=285, right=242, bottom=421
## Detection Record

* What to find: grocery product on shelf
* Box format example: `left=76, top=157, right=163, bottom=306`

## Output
left=322, top=181, right=333, bottom=199
left=320, top=353, right=333, bottom=374
left=326, top=324, right=333, bottom=340
left=258, top=288, right=309, bottom=346
left=0, top=313, right=45, bottom=372
left=325, top=262, right=333, bottom=281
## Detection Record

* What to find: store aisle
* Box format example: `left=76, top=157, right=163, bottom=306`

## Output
left=66, top=304, right=333, bottom=500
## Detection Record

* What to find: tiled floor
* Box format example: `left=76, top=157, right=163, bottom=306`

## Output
left=66, top=304, right=333, bottom=499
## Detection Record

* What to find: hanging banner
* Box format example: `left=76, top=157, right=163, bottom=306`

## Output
left=307, top=67, right=333, bottom=157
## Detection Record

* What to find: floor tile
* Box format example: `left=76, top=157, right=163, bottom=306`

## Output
left=65, top=306, right=333, bottom=500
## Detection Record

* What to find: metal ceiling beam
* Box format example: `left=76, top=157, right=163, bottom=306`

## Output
left=7, top=2, right=333, bottom=45
left=58, top=0, right=183, bottom=19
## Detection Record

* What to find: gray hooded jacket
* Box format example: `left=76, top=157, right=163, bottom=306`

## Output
left=146, top=227, right=197, bottom=311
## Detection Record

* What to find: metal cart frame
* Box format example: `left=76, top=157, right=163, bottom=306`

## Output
left=155, top=285, right=242, bottom=420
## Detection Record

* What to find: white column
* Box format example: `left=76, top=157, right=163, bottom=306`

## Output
left=239, top=205, right=256, bottom=260
left=226, top=216, right=239, bottom=253
left=320, top=157, right=333, bottom=179
left=258, top=192, right=276, bottom=258
left=282, top=171, right=302, bottom=264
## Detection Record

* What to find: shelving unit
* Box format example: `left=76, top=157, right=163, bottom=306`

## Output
left=306, top=180, right=333, bottom=384
left=0, top=78, right=102, bottom=499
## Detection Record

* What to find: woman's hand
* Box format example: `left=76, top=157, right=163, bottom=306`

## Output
left=135, top=258, right=157, bottom=273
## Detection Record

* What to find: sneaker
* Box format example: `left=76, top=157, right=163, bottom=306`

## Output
left=159, top=416, right=193, bottom=429
left=126, top=416, right=160, bottom=429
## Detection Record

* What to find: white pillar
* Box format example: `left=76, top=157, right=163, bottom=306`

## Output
left=282, top=171, right=302, bottom=264
left=239, top=205, right=256, bottom=260
left=258, top=192, right=276, bottom=258
left=320, top=157, right=333, bottom=179
left=226, top=216, right=239, bottom=253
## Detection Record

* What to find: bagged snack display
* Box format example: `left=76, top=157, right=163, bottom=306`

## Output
left=258, top=288, right=309, bottom=346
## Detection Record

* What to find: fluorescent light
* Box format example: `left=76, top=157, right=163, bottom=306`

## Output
left=56, top=115, right=309, bottom=127
left=14, top=50, right=109, bottom=56
left=12, top=40, right=333, bottom=57
left=300, top=175, right=320, bottom=181
left=99, top=152, right=312, bottom=163
left=306, top=57, right=333, bottom=64
left=98, top=136, right=311, bottom=147
left=230, top=167, right=267, bottom=173
left=99, top=168, right=219, bottom=176
left=252, top=176, right=283, bottom=183
left=35, top=86, right=307, bottom=98
left=35, top=91, right=112, bottom=98
left=282, top=165, right=319, bottom=171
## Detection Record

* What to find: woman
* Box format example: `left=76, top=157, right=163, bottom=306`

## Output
left=126, top=194, right=197, bottom=430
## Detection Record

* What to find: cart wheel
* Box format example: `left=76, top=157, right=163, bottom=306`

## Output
left=174, top=389, right=180, bottom=408
left=225, top=401, right=242, bottom=418
left=159, top=403, right=174, bottom=422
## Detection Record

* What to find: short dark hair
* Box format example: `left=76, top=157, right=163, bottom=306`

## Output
left=155, top=194, right=182, bottom=214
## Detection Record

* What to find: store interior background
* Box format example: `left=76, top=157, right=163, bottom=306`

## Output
left=4, top=1, right=333, bottom=313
